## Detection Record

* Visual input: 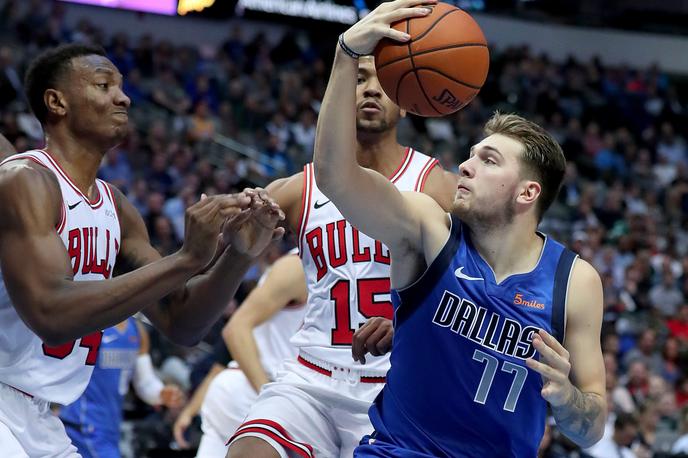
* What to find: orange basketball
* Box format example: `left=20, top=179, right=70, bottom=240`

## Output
left=373, top=2, right=489, bottom=117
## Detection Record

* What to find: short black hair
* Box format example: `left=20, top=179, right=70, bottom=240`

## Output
left=24, top=43, right=106, bottom=124
left=614, top=412, right=638, bottom=430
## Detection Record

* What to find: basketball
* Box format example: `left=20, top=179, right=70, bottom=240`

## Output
left=373, top=2, right=489, bottom=117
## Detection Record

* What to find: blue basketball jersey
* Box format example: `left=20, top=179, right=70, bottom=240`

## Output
left=61, top=317, right=141, bottom=438
left=365, top=215, right=577, bottom=458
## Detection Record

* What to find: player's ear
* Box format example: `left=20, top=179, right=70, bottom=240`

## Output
left=45, top=89, right=68, bottom=118
left=517, top=180, right=541, bottom=206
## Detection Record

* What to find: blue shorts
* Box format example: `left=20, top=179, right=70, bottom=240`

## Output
left=354, top=435, right=439, bottom=458
left=65, top=423, right=120, bottom=458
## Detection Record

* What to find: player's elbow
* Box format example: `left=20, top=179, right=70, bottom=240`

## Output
left=34, top=319, right=72, bottom=347
left=222, top=317, right=245, bottom=350
left=25, top=301, right=75, bottom=346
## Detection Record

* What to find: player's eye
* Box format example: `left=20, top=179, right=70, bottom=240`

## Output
left=483, top=158, right=496, bottom=165
left=96, top=83, right=109, bottom=90
left=357, top=76, right=365, bottom=84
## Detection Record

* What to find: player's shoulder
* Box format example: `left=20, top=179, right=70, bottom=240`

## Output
left=421, top=166, right=457, bottom=212
left=0, top=156, right=60, bottom=201
left=270, top=250, right=303, bottom=273
left=267, top=171, right=304, bottom=193
left=566, top=257, right=602, bottom=314
left=570, top=257, right=602, bottom=286
left=266, top=171, right=305, bottom=213
left=401, top=190, right=447, bottom=219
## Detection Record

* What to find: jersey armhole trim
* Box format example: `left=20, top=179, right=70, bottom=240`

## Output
left=56, top=200, right=66, bottom=234
left=395, top=214, right=462, bottom=326
left=102, top=181, right=121, bottom=229
left=551, top=249, right=578, bottom=345
left=296, top=164, right=313, bottom=256
left=390, top=147, right=413, bottom=182
left=415, top=158, right=439, bottom=192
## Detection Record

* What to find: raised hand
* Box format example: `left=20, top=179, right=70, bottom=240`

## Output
left=340, top=0, right=437, bottom=56
left=526, top=329, right=574, bottom=407
left=223, top=188, right=285, bottom=258
left=352, top=317, right=394, bottom=365
left=180, top=193, right=251, bottom=269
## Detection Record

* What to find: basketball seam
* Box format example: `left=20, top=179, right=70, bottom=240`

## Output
left=411, top=7, right=462, bottom=43
left=406, top=19, right=442, bottom=116
left=414, top=67, right=484, bottom=90
left=376, top=43, right=488, bottom=72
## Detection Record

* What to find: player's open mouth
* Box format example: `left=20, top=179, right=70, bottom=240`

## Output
left=457, top=185, right=470, bottom=193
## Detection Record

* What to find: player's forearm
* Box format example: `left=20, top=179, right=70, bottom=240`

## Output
left=224, top=325, right=270, bottom=393
left=34, top=251, right=200, bottom=346
left=163, top=247, right=255, bottom=345
left=183, top=363, right=225, bottom=417
left=551, top=388, right=606, bottom=447
left=313, top=46, right=360, bottom=197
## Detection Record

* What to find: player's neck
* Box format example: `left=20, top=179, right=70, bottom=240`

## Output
left=355, top=131, right=406, bottom=177
left=44, top=128, right=105, bottom=198
left=468, top=221, right=543, bottom=284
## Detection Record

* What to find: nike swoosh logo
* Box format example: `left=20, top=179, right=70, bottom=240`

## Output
left=67, top=201, right=82, bottom=210
left=314, top=200, right=331, bottom=209
left=101, top=334, right=118, bottom=344
left=455, top=266, right=483, bottom=281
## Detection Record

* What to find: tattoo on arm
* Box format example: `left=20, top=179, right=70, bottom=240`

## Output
left=551, top=387, right=604, bottom=444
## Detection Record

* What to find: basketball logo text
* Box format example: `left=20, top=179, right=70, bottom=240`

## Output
left=432, top=89, right=462, bottom=110
left=432, top=290, right=539, bottom=359
left=305, top=219, right=390, bottom=281
left=67, top=227, right=118, bottom=279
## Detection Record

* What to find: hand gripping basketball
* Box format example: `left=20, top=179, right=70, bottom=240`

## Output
left=340, top=0, right=437, bottom=57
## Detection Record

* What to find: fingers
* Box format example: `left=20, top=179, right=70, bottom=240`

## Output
left=352, top=320, right=376, bottom=364
left=272, top=226, right=286, bottom=241
left=366, top=324, right=393, bottom=356
left=384, top=6, right=433, bottom=25
left=537, top=329, right=569, bottom=359
left=525, top=357, right=568, bottom=384
left=532, top=332, right=571, bottom=375
left=351, top=318, right=393, bottom=363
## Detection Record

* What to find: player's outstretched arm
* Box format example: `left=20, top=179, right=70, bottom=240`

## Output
left=526, top=259, right=606, bottom=447
left=223, top=253, right=307, bottom=393
left=313, top=0, right=436, bottom=250
left=0, top=162, right=242, bottom=346
left=115, top=186, right=285, bottom=346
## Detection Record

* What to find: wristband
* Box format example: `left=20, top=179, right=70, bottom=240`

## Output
left=338, top=34, right=366, bottom=59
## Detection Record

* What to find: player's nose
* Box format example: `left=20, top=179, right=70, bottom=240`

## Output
left=114, top=87, right=131, bottom=108
left=363, top=79, right=383, bottom=98
left=458, top=159, right=474, bottom=178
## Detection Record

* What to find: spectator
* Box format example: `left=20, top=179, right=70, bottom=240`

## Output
left=585, top=413, right=639, bottom=458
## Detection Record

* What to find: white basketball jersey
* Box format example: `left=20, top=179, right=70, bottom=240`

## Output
left=292, top=148, right=439, bottom=374
left=0, top=150, right=120, bottom=404
left=253, top=253, right=306, bottom=379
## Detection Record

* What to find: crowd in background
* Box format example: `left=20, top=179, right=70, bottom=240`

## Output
left=1, top=0, right=688, bottom=456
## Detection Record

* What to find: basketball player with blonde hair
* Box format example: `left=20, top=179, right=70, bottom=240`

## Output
left=313, top=0, right=606, bottom=456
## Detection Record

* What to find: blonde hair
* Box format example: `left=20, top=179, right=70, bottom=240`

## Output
left=484, top=112, right=566, bottom=221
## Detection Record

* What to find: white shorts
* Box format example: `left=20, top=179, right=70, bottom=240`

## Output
left=0, top=383, right=80, bottom=458
left=196, top=366, right=258, bottom=458
left=227, top=354, right=385, bottom=458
